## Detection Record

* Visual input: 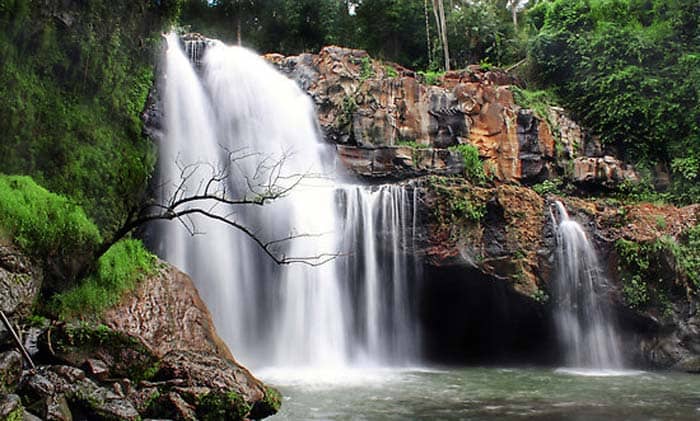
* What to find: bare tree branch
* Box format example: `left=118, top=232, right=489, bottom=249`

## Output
left=94, top=148, right=343, bottom=268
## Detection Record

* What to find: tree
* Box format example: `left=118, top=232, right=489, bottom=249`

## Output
left=433, top=0, right=451, bottom=70
left=96, top=149, right=341, bottom=268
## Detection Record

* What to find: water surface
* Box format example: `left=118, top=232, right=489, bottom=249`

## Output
left=263, top=367, right=700, bottom=420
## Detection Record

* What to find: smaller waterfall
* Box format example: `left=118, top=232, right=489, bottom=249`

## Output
left=552, top=201, right=622, bottom=369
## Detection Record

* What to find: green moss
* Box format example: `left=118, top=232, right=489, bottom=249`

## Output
left=197, top=391, right=251, bottom=421
left=249, top=386, right=282, bottom=419
left=51, top=239, right=158, bottom=319
left=0, top=175, right=102, bottom=258
left=359, top=56, right=374, bottom=81
left=384, top=64, right=399, bottom=78
left=53, top=322, right=159, bottom=382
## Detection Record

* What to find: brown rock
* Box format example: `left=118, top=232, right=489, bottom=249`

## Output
left=573, top=155, right=639, bottom=187
left=102, top=264, right=233, bottom=360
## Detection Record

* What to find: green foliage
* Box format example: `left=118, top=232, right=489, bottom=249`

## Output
left=51, top=239, right=158, bottom=319
left=198, top=391, right=251, bottom=421
left=446, top=0, right=525, bottom=67
left=417, top=70, right=445, bottom=86
left=528, top=0, right=700, bottom=204
left=0, top=175, right=101, bottom=258
left=450, top=196, right=486, bottom=223
left=615, top=226, right=700, bottom=311
left=0, top=1, right=176, bottom=233
left=510, top=87, right=558, bottom=121
left=384, top=64, right=399, bottom=78
left=532, top=179, right=562, bottom=196
left=359, top=56, right=374, bottom=81
left=449, top=144, right=488, bottom=186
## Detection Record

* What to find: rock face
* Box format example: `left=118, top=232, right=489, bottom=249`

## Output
left=337, top=145, right=463, bottom=180
left=267, top=46, right=638, bottom=187
left=422, top=176, right=700, bottom=368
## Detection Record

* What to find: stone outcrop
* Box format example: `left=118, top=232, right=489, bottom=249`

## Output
left=266, top=45, right=638, bottom=188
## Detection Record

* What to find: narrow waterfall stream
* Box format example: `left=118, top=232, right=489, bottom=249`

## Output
left=153, top=33, right=421, bottom=370
left=552, top=201, right=623, bottom=370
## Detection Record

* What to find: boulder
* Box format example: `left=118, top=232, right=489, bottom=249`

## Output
left=102, top=264, right=235, bottom=360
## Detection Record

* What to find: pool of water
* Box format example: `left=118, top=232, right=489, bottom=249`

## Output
left=261, top=366, right=700, bottom=420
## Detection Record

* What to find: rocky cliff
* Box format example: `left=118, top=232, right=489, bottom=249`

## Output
left=264, top=46, right=698, bottom=370
left=0, top=250, right=279, bottom=420
left=267, top=46, right=638, bottom=187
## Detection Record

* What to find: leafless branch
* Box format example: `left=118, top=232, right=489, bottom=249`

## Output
left=96, top=148, right=342, bottom=267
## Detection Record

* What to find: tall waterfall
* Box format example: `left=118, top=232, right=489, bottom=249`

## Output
left=552, top=201, right=622, bottom=369
left=153, top=33, right=421, bottom=369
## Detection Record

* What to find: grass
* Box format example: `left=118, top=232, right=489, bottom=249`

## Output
left=51, top=239, right=158, bottom=319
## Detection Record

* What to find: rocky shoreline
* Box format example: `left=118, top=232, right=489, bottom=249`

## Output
left=0, top=246, right=279, bottom=420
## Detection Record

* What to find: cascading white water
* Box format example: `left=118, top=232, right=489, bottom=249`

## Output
left=552, top=201, right=622, bottom=369
left=154, top=33, right=421, bottom=369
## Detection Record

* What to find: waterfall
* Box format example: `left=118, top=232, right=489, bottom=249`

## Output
left=153, top=33, right=421, bottom=369
left=552, top=201, right=622, bottom=369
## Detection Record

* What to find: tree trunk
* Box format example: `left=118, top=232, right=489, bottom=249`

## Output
left=437, top=0, right=450, bottom=71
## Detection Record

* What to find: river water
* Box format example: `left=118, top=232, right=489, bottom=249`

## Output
left=262, top=367, right=700, bottom=420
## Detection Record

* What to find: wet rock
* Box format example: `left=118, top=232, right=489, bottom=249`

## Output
left=44, top=323, right=159, bottom=382
left=0, top=394, right=22, bottom=420
left=155, top=351, right=264, bottom=402
left=675, top=356, right=700, bottom=373
left=266, top=46, right=583, bottom=183
left=0, top=244, right=41, bottom=346
left=84, top=358, right=109, bottom=382
left=0, top=351, right=22, bottom=393
left=45, top=394, right=71, bottom=421
left=166, top=391, right=196, bottom=420
left=20, top=365, right=140, bottom=421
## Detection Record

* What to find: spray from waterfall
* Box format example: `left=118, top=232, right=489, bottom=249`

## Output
left=153, top=33, right=422, bottom=369
left=552, top=201, right=622, bottom=369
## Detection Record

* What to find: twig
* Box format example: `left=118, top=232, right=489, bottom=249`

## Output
left=0, top=310, right=35, bottom=369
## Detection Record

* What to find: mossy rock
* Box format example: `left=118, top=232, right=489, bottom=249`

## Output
left=196, top=391, right=252, bottom=421
left=249, top=386, right=282, bottom=419
left=46, top=323, right=159, bottom=382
